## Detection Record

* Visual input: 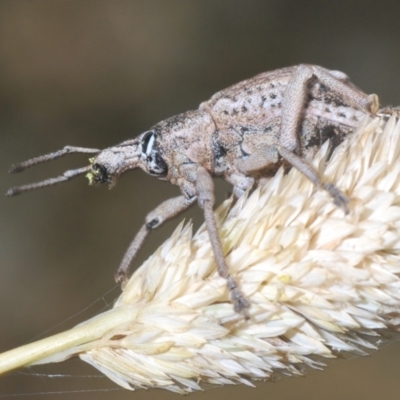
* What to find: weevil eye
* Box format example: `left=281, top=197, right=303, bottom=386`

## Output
left=140, top=130, right=168, bottom=177
left=87, top=163, right=112, bottom=185
left=141, top=130, right=156, bottom=155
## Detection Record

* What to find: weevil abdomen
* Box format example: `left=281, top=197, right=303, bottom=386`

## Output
left=202, top=66, right=368, bottom=179
left=201, top=66, right=366, bottom=129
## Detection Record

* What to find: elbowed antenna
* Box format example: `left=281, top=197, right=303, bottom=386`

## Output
left=6, top=145, right=100, bottom=196
left=9, top=146, right=100, bottom=173
left=6, top=166, right=91, bottom=196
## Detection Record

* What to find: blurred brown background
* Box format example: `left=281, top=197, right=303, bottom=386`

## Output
left=1, top=1, right=400, bottom=399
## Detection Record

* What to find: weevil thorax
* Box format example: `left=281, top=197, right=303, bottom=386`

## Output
left=149, top=110, right=216, bottom=182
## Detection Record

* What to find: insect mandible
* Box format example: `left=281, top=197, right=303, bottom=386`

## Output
left=6, top=64, right=379, bottom=316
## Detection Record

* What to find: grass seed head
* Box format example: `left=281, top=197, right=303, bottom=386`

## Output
left=1, top=113, right=400, bottom=393
left=78, top=113, right=400, bottom=392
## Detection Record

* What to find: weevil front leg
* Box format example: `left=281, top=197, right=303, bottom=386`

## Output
left=196, top=166, right=250, bottom=317
left=116, top=195, right=196, bottom=285
left=278, top=64, right=379, bottom=211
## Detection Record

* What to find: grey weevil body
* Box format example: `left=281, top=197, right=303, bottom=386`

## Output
left=7, top=64, right=379, bottom=316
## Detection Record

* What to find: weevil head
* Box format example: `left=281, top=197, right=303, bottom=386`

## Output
left=86, top=129, right=169, bottom=187
left=86, top=110, right=214, bottom=188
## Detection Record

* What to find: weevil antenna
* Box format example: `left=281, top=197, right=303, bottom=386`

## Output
left=6, top=166, right=91, bottom=196
left=8, top=146, right=100, bottom=174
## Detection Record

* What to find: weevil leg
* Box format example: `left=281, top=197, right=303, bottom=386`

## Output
left=278, top=146, right=349, bottom=213
left=280, top=64, right=379, bottom=151
left=196, top=166, right=250, bottom=317
left=234, top=145, right=279, bottom=175
left=225, top=172, right=255, bottom=198
left=312, top=65, right=379, bottom=114
left=232, top=144, right=278, bottom=196
left=277, top=64, right=379, bottom=212
left=115, top=195, right=196, bottom=285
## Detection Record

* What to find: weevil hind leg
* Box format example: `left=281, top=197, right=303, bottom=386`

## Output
left=312, top=65, right=379, bottom=114
left=275, top=64, right=378, bottom=213
left=196, top=166, right=250, bottom=318
left=280, top=64, right=379, bottom=151
left=115, top=195, right=196, bottom=285
left=278, top=146, right=349, bottom=213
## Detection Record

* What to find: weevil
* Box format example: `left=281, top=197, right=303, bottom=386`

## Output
left=7, top=65, right=379, bottom=316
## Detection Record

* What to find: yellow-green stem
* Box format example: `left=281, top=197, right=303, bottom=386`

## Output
left=0, top=307, right=133, bottom=375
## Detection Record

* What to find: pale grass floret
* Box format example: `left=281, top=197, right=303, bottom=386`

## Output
left=1, top=113, right=400, bottom=393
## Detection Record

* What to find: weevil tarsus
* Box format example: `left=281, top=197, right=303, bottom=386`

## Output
left=7, top=64, right=380, bottom=315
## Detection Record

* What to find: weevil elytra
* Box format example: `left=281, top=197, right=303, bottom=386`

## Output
left=7, top=64, right=379, bottom=316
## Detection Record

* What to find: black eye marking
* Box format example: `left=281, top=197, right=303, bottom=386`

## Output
left=148, top=153, right=168, bottom=177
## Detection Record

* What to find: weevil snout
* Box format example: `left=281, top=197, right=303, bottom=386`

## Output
left=86, top=150, right=128, bottom=187
left=87, top=161, right=114, bottom=186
